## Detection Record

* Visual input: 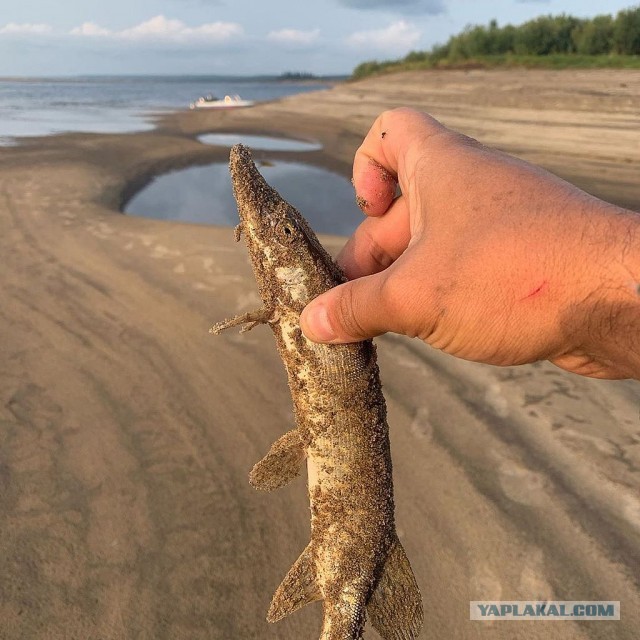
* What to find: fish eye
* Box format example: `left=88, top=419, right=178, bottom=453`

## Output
left=276, top=219, right=297, bottom=243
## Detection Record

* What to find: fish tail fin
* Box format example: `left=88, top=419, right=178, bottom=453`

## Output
left=366, top=536, right=423, bottom=640
left=249, top=429, right=306, bottom=491
left=267, top=543, right=321, bottom=623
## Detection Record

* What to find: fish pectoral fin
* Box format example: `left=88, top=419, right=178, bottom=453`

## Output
left=366, top=537, right=423, bottom=640
left=249, top=429, right=307, bottom=491
left=267, top=543, right=321, bottom=623
left=209, top=307, right=274, bottom=335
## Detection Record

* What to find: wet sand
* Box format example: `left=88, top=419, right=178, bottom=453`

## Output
left=1, top=69, right=639, bottom=639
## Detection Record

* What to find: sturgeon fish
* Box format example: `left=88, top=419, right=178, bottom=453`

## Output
left=211, top=144, right=423, bottom=640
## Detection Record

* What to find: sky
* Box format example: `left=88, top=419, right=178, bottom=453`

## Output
left=0, top=0, right=636, bottom=76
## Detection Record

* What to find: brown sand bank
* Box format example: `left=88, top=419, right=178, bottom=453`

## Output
left=1, top=69, right=639, bottom=639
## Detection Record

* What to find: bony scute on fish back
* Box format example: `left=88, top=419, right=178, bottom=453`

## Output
left=211, top=144, right=423, bottom=640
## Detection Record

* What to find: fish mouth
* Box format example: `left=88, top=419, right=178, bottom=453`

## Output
left=229, top=143, right=258, bottom=188
left=229, top=144, right=279, bottom=232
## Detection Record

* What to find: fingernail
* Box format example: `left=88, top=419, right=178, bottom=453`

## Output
left=301, top=303, right=335, bottom=342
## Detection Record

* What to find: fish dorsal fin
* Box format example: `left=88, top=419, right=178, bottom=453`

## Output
left=367, top=537, right=423, bottom=640
left=249, top=429, right=307, bottom=491
left=267, top=543, right=321, bottom=623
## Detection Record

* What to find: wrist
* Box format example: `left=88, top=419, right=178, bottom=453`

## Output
left=558, top=202, right=640, bottom=378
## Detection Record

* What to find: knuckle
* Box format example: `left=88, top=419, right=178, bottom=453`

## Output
left=360, top=229, right=394, bottom=273
left=379, top=107, right=415, bottom=128
left=386, top=107, right=438, bottom=129
left=388, top=106, right=417, bottom=118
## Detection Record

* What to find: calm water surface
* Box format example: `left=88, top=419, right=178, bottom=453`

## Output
left=125, top=160, right=362, bottom=237
left=0, top=75, right=337, bottom=143
left=198, top=133, right=321, bottom=152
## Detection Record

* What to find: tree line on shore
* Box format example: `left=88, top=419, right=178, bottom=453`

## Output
left=353, top=6, right=640, bottom=78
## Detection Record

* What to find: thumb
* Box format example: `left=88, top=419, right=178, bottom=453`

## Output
left=300, top=272, right=397, bottom=344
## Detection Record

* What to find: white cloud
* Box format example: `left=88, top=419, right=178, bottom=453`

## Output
left=267, top=28, right=320, bottom=46
left=0, top=22, right=53, bottom=35
left=70, top=22, right=111, bottom=37
left=70, top=15, right=243, bottom=43
left=346, top=20, right=421, bottom=52
left=187, top=22, right=243, bottom=40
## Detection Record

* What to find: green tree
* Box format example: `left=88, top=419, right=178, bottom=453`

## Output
left=403, top=50, right=430, bottom=64
left=350, top=6, right=640, bottom=79
left=514, top=15, right=582, bottom=55
left=429, top=43, right=450, bottom=63
left=573, top=15, right=614, bottom=54
left=554, top=15, right=583, bottom=53
left=464, top=25, right=492, bottom=56
left=513, top=16, right=557, bottom=55
left=447, top=30, right=471, bottom=60
left=613, top=6, right=640, bottom=54
left=352, top=61, right=382, bottom=79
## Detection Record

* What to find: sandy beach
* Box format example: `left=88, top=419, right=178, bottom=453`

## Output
left=1, top=68, right=639, bottom=639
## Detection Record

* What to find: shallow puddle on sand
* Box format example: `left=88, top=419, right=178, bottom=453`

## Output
left=198, top=133, right=322, bottom=152
left=125, top=160, right=362, bottom=236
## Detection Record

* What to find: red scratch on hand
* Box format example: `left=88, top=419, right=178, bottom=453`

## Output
left=520, top=281, right=548, bottom=301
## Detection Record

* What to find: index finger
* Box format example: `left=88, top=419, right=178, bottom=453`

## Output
left=352, top=108, right=448, bottom=217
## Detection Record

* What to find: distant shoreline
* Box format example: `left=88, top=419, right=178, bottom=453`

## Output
left=0, top=73, right=348, bottom=83
left=0, top=74, right=343, bottom=142
left=351, top=54, right=640, bottom=80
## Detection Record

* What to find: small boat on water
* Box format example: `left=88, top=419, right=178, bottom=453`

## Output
left=190, top=94, right=255, bottom=110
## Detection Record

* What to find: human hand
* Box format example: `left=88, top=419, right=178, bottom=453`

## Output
left=300, top=108, right=640, bottom=379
